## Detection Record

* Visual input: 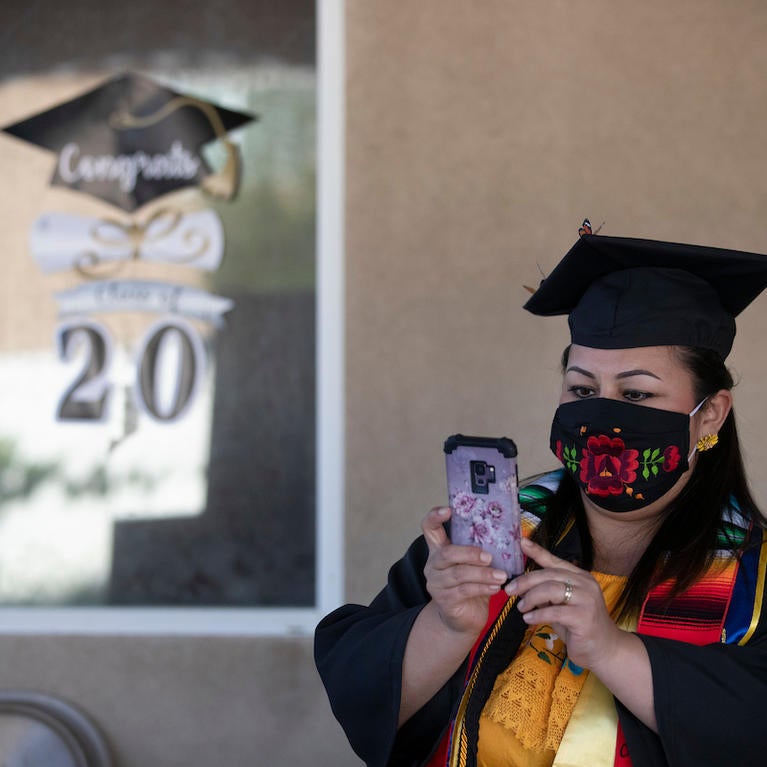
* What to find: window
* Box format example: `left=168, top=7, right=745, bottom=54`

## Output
left=0, top=0, right=343, bottom=634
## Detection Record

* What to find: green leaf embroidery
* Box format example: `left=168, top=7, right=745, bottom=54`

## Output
left=561, top=444, right=579, bottom=474
left=643, top=448, right=651, bottom=459
left=642, top=467, right=650, bottom=480
left=537, top=651, right=552, bottom=664
left=536, top=632, right=551, bottom=640
left=652, top=464, right=659, bottom=476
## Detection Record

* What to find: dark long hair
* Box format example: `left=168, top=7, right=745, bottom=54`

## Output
left=533, top=345, right=764, bottom=621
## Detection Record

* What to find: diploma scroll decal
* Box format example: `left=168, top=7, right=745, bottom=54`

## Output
left=31, top=208, right=225, bottom=277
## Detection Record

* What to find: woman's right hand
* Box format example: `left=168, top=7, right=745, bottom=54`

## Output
left=421, top=506, right=509, bottom=637
left=398, top=506, right=508, bottom=726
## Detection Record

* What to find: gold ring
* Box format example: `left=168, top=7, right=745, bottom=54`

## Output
left=562, top=580, right=574, bottom=605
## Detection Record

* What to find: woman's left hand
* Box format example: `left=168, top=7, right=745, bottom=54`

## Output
left=505, top=537, right=624, bottom=671
left=507, top=537, right=658, bottom=731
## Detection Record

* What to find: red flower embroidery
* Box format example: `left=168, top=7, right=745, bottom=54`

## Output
left=662, top=445, right=681, bottom=472
left=579, top=435, right=639, bottom=497
left=555, top=440, right=564, bottom=462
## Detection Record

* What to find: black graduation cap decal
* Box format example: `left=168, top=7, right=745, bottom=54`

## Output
left=2, top=72, right=256, bottom=212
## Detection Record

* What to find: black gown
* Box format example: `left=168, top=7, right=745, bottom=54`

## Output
left=315, top=504, right=767, bottom=767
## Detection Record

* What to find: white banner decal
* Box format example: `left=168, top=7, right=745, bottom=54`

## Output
left=55, top=280, right=235, bottom=327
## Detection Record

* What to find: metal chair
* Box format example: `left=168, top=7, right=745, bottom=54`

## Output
left=0, top=691, right=113, bottom=767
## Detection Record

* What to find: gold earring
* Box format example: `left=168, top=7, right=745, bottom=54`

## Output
left=696, top=433, right=719, bottom=452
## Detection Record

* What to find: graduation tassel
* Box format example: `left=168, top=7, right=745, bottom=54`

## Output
left=110, top=96, right=242, bottom=202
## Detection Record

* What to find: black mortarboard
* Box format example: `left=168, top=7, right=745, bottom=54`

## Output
left=524, top=233, right=767, bottom=359
left=2, top=72, right=256, bottom=211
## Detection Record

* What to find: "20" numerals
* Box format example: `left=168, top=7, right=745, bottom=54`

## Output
left=56, top=317, right=205, bottom=423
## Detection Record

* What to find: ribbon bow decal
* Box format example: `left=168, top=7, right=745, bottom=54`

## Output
left=30, top=208, right=224, bottom=277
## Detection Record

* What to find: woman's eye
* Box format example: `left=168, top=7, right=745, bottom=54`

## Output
left=623, top=390, right=651, bottom=402
left=568, top=385, right=594, bottom=399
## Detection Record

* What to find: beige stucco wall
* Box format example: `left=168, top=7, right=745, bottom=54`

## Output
left=344, top=0, right=767, bottom=608
left=0, top=634, right=353, bottom=765
left=1, top=2, right=767, bottom=765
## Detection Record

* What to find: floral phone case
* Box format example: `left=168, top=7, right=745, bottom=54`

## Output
left=444, top=434, right=524, bottom=578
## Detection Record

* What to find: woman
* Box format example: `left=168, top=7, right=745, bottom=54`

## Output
left=315, top=229, right=767, bottom=767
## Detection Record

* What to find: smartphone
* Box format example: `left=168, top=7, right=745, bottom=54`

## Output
left=444, top=434, right=524, bottom=578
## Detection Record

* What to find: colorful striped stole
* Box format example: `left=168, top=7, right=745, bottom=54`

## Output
left=613, top=525, right=744, bottom=766
left=636, top=559, right=738, bottom=643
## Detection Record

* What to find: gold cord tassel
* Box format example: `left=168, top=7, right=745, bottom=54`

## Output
left=110, top=96, right=241, bottom=201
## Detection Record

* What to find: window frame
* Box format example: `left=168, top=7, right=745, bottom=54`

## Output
left=0, top=0, right=345, bottom=637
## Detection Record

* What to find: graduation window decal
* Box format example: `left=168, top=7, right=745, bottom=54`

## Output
left=0, top=9, right=319, bottom=616
left=4, top=73, right=255, bottom=212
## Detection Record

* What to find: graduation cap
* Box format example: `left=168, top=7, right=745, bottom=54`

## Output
left=2, top=72, right=256, bottom=212
left=523, top=231, right=767, bottom=359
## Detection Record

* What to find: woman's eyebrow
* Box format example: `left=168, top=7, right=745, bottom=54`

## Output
left=566, top=366, right=595, bottom=379
left=616, top=369, right=662, bottom=380
left=566, top=366, right=662, bottom=381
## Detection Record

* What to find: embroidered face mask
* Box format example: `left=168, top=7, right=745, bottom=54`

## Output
left=549, top=397, right=705, bottom=512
